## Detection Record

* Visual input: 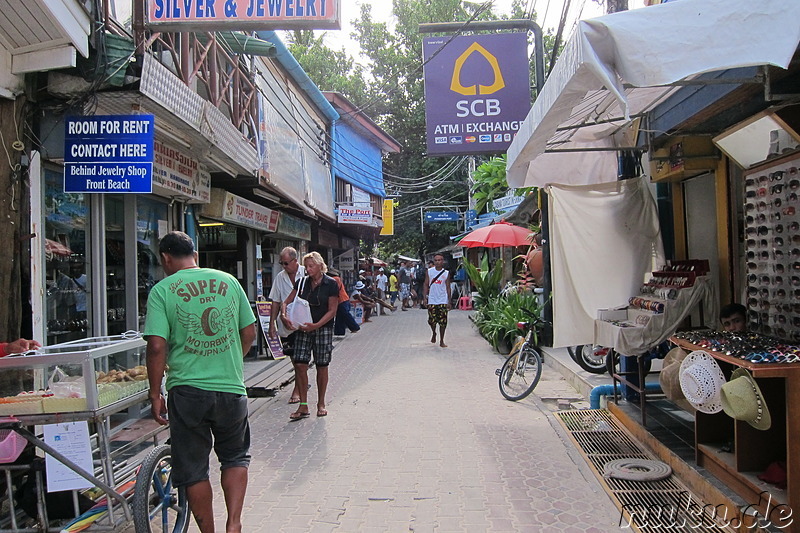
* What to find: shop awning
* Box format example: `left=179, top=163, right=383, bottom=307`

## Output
left=216, top=32, right=277, bottom=57
left=506, top=0, right=800, bottom=189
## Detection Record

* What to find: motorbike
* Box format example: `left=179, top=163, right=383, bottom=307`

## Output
left=567, top=344, right=610, bottom=374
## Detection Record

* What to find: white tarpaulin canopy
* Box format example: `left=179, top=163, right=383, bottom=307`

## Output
left=506, top=0, right=800, bottom=188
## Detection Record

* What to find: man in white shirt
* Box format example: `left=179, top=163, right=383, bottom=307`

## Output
left=423, top=253, right=451, bottom=348
left=269, top=246, right=306, bottom=403
left=375, top=268, right=389, bottom=314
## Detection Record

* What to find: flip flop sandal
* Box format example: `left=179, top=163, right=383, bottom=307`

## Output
left=289, top=404, right=310, bottom=420
left=288, top=397, right=301, bottom=404
left=317, top=408, right=328, bottom=417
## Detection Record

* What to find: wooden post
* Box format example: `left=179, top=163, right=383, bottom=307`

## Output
left=0, top=100, right=25, bottom=339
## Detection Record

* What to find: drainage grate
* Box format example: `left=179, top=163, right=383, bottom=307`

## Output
left=555, top=409, right=733, bottom=532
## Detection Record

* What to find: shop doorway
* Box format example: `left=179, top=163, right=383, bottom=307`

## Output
left=683, top=173, right=721, bottom=321
left=198, top=221, right=249, bottom=285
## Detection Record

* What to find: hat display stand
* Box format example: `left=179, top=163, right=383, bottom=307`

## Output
left=671, top=317, right=799, bottom=531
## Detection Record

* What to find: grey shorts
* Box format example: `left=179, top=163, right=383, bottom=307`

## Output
left=167, top=385, right=251, bottom=487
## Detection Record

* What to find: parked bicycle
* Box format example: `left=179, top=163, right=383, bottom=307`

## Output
left=495, top=308, right=546, bottom=401
left=568, top=344, right=610, bottom=374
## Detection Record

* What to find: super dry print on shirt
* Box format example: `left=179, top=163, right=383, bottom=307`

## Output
left=168, top=276, right=240, bottom=357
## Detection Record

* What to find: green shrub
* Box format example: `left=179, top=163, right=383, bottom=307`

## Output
left=472, top=288, right=543, bottom=351
left=463, top=255, right=503, bottom=308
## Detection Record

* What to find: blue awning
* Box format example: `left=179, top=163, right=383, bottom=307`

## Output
left=332, top=121, right=386, bottom=197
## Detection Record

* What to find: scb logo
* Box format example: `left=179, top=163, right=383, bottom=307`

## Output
left=450, top=42, right=504, bottom=118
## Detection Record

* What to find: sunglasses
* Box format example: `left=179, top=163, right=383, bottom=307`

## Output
left=280, top=260, right=293, bottom=266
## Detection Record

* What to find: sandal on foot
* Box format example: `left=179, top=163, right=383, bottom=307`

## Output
left=317, top=407, right=328, bottom=417
left=288, top=397, right=301, bottom=404
left=289, top=404, right=310, bottom=420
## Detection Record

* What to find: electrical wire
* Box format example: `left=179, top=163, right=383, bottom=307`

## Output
left=211, top=31, right=484, bottom=194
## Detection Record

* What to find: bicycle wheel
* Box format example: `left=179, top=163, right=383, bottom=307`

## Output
left=499, top=344, right=543, bottom=401
left=133, top=445, right=191, bottom=533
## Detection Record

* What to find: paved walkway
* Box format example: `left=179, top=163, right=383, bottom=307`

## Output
left=191, top=309, right=621, bottom=532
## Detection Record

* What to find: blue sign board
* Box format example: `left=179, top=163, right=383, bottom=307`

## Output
left=422, top=33, right=531, bottom=156
left=64, top=115, right=155, bottom=193
left=465, top=209, right=477, bottom=226
left=425, top=211, right=460, bottom=222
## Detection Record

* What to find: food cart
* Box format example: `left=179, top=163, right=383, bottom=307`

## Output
left=0, top=333, right=188, bottom=532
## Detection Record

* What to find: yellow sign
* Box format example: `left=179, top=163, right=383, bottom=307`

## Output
left=380, top=199, right=394, bottom=235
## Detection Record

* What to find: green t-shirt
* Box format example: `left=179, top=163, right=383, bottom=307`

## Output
left=144, top=268, right=256, bottom=395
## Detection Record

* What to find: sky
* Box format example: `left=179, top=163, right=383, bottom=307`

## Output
left=316, top=0, right=645, bottom=62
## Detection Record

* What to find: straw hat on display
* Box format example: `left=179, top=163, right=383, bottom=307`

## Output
left=679, top=350, right=726, bottom=414
left=720, top=368, right=771, bottom=430
left=658, top=347, right=695, bottom=412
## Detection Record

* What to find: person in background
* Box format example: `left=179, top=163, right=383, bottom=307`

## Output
left=416, top=261, right=433, bottom=309
left=0, top=338, right=41, bottom=357
left=398, top=261, right=412, bottom=310
left=423, top=253, right=452, bottom=348
left=145, top=231, right=256, bottom=533
left=328, top=268, right=360, bottom=337
left=720, top=303, right=747, bottom=333
left=375, top=268, right=388, bottom=309
left=388, top=269, right=399, bottom=306
left=351, top=281, right=376, bottom=323
left=268, top=247, right=306, bottom=404
left=281, top=252, right=338, bottom=419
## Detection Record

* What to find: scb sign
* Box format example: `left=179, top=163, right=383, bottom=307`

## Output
left=423, top=33, right=531, bottom=156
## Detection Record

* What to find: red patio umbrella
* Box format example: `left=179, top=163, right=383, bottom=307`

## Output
left=458, top=221, right=534, bottom=248
left=45, top=238, right=72, bottom=257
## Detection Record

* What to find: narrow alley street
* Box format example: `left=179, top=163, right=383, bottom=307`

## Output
left=206, top=309, right=621, bottom=532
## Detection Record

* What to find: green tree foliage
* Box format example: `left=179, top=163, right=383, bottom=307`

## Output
left=285, top=30, right=368, bottom=106
left=470, top=155, right=534, bottom=215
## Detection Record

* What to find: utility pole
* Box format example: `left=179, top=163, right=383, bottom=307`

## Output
left=467, top=157, right=476, bottom=212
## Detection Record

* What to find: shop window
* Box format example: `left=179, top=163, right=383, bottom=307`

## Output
left=44, top=168, right=90, bottom=344
left=335, top=178, right=352, bottom=204
left=106, top=196, right=127, bottom=335
left=198, top=220, right=247, bottom=282
left=137, top=197, right=168, bottom=330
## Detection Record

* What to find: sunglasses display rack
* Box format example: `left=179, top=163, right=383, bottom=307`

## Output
left=743, top=156, right=800, bottom=343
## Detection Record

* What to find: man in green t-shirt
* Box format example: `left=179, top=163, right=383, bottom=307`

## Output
left=145, top=231, right=256, bottom=533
